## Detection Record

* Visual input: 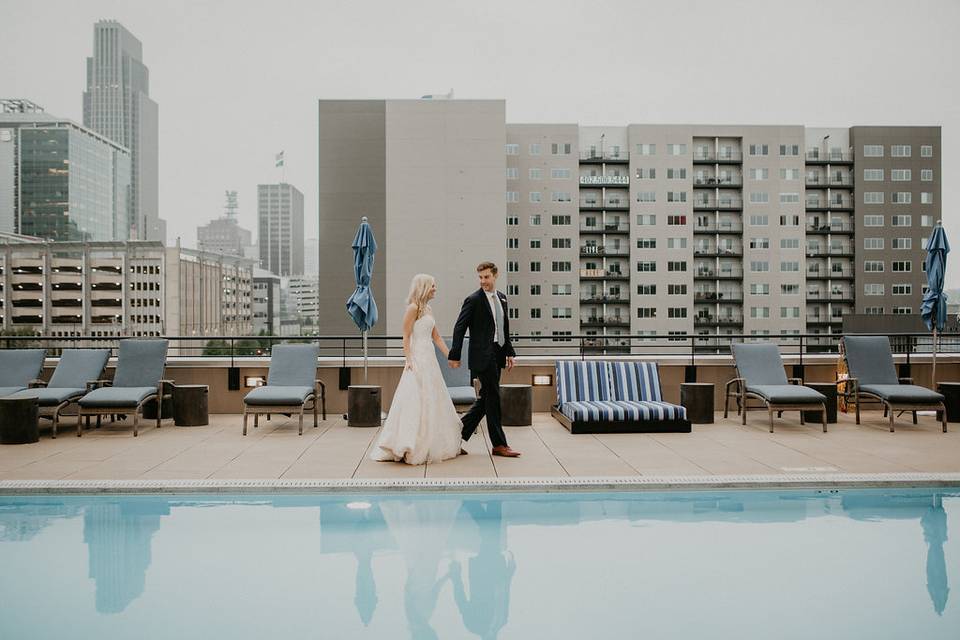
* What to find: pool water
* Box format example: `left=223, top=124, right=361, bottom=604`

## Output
left=0, top=489, right=957, bottom=639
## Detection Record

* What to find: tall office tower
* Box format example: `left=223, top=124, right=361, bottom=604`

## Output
left=0, top=99, right=131, bottom=241
left=318, top=99, right=506, bottom=337
left=303, top=238, right=319, bottom=278
left=257, top=183, right=304, bottom=277
left=83, top=20, right=164, bottom=243
left=197, top=190, right=253, bottom=257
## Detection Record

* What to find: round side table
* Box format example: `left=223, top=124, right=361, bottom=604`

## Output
left=680, top=383, right=714, bottom=424
left=348, top=385, right=382, bottom=427
left=500, top=384, right=532, bottom=426
left=0, top=397, right=40, bottom=444
left=173, top=385, right=209, bottom=426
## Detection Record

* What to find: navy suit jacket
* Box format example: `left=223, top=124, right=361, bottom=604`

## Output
left=449, top=289, right=516, bottom=373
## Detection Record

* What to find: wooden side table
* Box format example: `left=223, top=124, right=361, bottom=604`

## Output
left=681, top=383, right=714, bottom=424
left=348, top=385, right=382, bottom=427
left=500, top=384, right=532, bottom=426
left=803, top=382, right=838, bottom=424
left=0, top=397, right=39, bottom=444
left=936, top=382, right=960, bottom=422
left=173, top=385, right=209, bottom=426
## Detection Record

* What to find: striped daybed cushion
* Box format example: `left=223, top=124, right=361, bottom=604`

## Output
left=608, top=361, right=663, bottom=402
left=555, top=360, right=686, bottom=423
left=560, top=400, right=686, bottom=422
left=556, top=360, right=611, bottom=405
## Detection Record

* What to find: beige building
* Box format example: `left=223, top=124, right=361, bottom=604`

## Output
left=319, top=99, right=941, bottom=351
left=0, top=241, right=252, bottom=346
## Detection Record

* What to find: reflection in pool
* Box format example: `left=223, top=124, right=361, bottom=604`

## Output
left=0, top=489, right=956, bottom=639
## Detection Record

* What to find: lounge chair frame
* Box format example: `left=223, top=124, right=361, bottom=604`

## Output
left=242, top=379, right=326, bottom=436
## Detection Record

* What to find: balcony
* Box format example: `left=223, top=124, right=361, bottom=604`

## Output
left=580, top=151, right=630, bottom=164
left=694, top=291, right=744, bottom=302
left=693, top=177, right=743, bottom=188
left=806, top=200, right=854, bottom=212
left=695, top=270, right=743, bottom=280
left=806, top=315, right=844, bottom=325
left=51, top=314, right=83, bottom=324
left=693, top=151, right=743, bottom=164
left=806, top=246, right=854, bottom=258
left=806, top=223, right=854, bottom=235
left=807, top=292, right=855, bottom=303
left=580, top=316, right=630, bottom=327
left=695, top=315, right=743, bottom=326
left=805, top=151, right=854, bottom=165
left=579, top=269, right=629, bottom=281
left=694, top=247, right=743, bottom=258
left=579, top=200, right=630, bottom=211
left=579, top=223, right=630, bottom=234
left=579, top=295, right=630, bottom=304
left=693, top=199, right=743, bottom=212
left=805, top=175, right=855, bottom=189
left=694, top=222, right=743, bottom=235
left=579, top=246, right=630, bottom=257
left=807, top=270, right=854, bottom=280
left=579, top=175, right=630, bottom=188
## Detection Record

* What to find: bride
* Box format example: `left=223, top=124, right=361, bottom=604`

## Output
left=371, top=274, right=464, bottom=465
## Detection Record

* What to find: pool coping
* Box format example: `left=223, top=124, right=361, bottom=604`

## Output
left=1, top=472, right=959, bottom=494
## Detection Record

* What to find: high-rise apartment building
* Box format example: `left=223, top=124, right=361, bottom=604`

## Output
left=258, top=183, right=304, bottom=277
left=83, top=20, right=165, bottom=243
left=318, top=99, right=940, bottom=350
left=0, top=100, right=131, bottom=242
left=317, top=99, right=506, bottom=336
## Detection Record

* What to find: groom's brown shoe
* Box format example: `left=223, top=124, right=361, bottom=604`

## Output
left=491, top=446, right=521, bottom=458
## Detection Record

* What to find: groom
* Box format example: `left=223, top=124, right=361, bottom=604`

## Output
left=448, top=261, right=521, bottom=457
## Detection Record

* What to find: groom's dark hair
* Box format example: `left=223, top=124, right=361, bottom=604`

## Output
left=476, top=261, right=498, bottom=275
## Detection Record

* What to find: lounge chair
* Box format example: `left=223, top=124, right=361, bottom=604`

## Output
left=242, top=343, right=324, bottom=435
left=552, top=360, right=690, bottom=434
left=725, top=343, right=827, bottom=432
left=7, top=349, right=109, bottom=438
left=435, top=337, right=477, bottom=411
left=77, top=340, right=170, bottom=437
left=841, top=336, right=946, bottom=433
left=0, top=349, right=46, bottom=397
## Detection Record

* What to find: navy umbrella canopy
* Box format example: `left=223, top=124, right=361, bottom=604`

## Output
left=346, top=217, right=379, bottom=381
left=921, top=223, right=950, bottom=384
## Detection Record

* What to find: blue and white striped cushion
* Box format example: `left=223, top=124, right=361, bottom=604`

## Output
left=607, top=361, right=663, bottom=402
left=560, top=400, right=687, bottom=422
left=555, top=361, right=611, bottom=404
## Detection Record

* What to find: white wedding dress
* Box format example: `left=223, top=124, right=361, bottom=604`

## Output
left=371, top=312, right=463, bottom=465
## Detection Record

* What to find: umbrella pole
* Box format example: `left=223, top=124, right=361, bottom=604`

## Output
left=932, top=327, right=938, bottom=387
left=363, top=330, right=368, bottom=383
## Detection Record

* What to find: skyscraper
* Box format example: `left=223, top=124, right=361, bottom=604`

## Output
left=83, top=20, right=165, bottom=243
left=197, top=190, right=253, bottom=257
left=258, top=183, right=304, bottom=276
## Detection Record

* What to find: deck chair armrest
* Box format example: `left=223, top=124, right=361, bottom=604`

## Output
left=28, top=379, right=47, bottom=388
left=787, top=377, right=803, bottom=385
left=725, top=377, right=744, bottom=392
left=898, top=377, right=913, bottom=385
left=315, top=378, right=325, bottom=391
left=86, top=379, right=106, bottom=391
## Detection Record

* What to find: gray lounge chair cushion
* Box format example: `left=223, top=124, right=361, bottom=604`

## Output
left=436, top=338, right=472, bottom=388
left=0, top=349, right=45, bottom=387
left=244, top=385, right=314, bottom=406
left=447, top=386, right=477, bottom=405
left=858, top=384, right=945, bottom=404
left=0, top=386, right=27, bottom=397
left=842, top=336, right=899, bottom=385
left=112, top=340, right=168, bottom=388
left=732, top=343, right=789, bottom=386
left=79, top=386, right=157, bottom=408
left=8, top=387, right=86, bottom=406
left=48, top=349, right=109, bottom=389
left=746, top=384, right=826, bottom=404
left=266, top=344, right=319, bottom=387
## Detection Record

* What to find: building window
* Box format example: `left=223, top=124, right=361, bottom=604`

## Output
left=779, top=214, right=800, bottom=226
left=891, top=215, right=912, bottom=227
left=530, top=261, right=541, bottom=272
left=892, top=261, right=912, bottom=272
left=551, top=143, right=572, bottom=155
left=667, top=215, right=687, bottom=226
left=749, top=237, right=770, bottom=249
left=551, top=215, right=571, bottom=225
left=780, top=306, right=800, bottom=319
left=507, top=261, right=518, bottom=272
left=529, top=143, right=541, bottom=155
left=921, top=215, right=933, bottom=227
left=748, top=144, right=769, bottom=156
left=667, top=192, right=687, bottom=203
left=529, top=284, right=541, bottom=296
left=921, top=169, right=933, bottom=181
left=667, top=237, right=687, bottom=249
left=507, top=284, right=519, bottom=295
left=780, top=261, right=799, bottom=272
left=668, top=307, right=687, bottom=318
left=636, top=144, right=656, bottom=156
left=780, top=238, right=800, bottom=249
left=921, top=192, right=934, bottom=204
left=863, top=144, right=884, bottom=157
left=779, top=144, right=800, bottom=156
left=637, top=238, right=657, bottom=249
left=506, top=191, right=519, bottom=203
left=667, top=261, right=687, bottom=272
left=749, top=215, right=769, bottom=226
left=892, top=284, right=912, bottom=296
left=863, top=169, right=883, bottom=181
left=529, top=214, right=541, bottom=226
left=636, top=261, right=657, bottom=272
left=749, top=192, right=769, bottom=204
left=920, top=145, right=933, bottom=157
left=636, top=191, right=656, bottom=203
left=637, top=284, right=656, bottom=295
left=636, top=214, right=656, bottom=225
left=509, top=308, right=519, bottom=319
left=551, top=238, right=571, bottom=249
left=530, top=308, right=541, bottom=319
left=553, top=284, right=572, bottom=295
left=891, top=145, right=912, bottom=157
left=892, top=237, right=912, bottom=250
left=528, top=190, right=542, bottom=203
left=551, top=192, right=572, bottom=202
left=891, top=192, right=912, bottom=204
left=750, top=261, right=769, bottom=272
left=750, top=307, right=770, bottom=319
left=530, top=239, right=541, bottom=249
left=781, top=284, right=799, bottom=295
left=864, top=283, right=884, bottom=296
left=506, top=216, right=519, bottom=226
left=505, top=144, right=519, bottom=155
left=507, top=238, right=519, bottom=249
left=780, top=168, right=800, bottom=180
left=666, top=168, right=687, bottom=179
left=636, top=168, right=656, bottom=179
left=864, top=237, right=884, bottom=250
left=865, top=306, right=883, bottom=314
left=668, top=284, right=687, bottom=295
left=749, top=168, right=769, bottom=180
left=667, top=143, right=687, bottom=155
left=864, top=192, right=884, bottom=204
left=637, top=307, right=657, bottom=318
left=864, top=215, right=884, bottom=227
left=551, top=261, right=571, bottom=272
left=864, top=261, right=884, bottom=272
left=506, top=167, right=518, bottom=180
left=891, top=169, right=912, bottom=181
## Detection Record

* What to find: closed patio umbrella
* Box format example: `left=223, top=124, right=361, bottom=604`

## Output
left=920, top=222, right=950, bottom=386
left=346, top=217, right=379, bottom=382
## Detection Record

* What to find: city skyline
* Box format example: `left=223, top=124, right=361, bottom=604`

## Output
left=2, top=0, right=958, bottom=284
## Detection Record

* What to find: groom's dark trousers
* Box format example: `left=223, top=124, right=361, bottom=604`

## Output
left=460, top=344, right=507, bottom=449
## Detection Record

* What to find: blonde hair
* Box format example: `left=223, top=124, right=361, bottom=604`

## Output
left=406, top=274, right=435, bottom=319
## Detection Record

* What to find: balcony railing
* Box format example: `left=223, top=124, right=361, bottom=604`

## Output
left=695, top=316, right=743, bottom=326
left=579, top=246, right=630, bottom=257
left=806, top=200, right=853, bottom=210
left=694, top=247, right=743, bottom=257
left=694, top=199, right=743, bottom=210
left=693, top=151, right=743, bottom=163
left=806, top=223, right=854, bottom=233
left=579, top=269, right=629, bottom=280
left=805, top=175, right=855, bottom=188
left=580, top=151, right=630, bottom=163
left=580, top=295, right=630, bottom=304
left=580, top=316, right=630, bottom=327
left=805, top=151, right=854, bottom=163
left=695, top=270, right=743, bottom=279
left=693, top=178, right=743, bottom=188
left=694, top=291, right=744, bottom=302
left=694, top=222, right=743, bottom=234
left=579, top=175, right=630, bottom=187
left=807, top=270, right=854, bottom=279
left=579, top=223, right=630, bottom=233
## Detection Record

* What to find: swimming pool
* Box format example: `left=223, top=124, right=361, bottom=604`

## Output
left=0, top=488, right=956, bottom=639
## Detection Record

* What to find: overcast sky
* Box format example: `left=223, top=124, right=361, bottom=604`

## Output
left=3, top=0, right=959, bottom=280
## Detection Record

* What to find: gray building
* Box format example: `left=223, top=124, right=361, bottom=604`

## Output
left=258, top=183, right=304, bottom=277
left=83, top=20, right=165, bottom=243
left=317, top=99, right=940, bottom=351
left=318, top=99, right=506, bottom=337
left=252, top=268, right=280, bottom=335
left=0, top=99, right=131, bottom=242
left=197, top=191, right=253, bottom=257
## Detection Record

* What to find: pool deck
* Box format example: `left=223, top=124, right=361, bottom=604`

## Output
left=0, top=410, right=958, bottom=492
